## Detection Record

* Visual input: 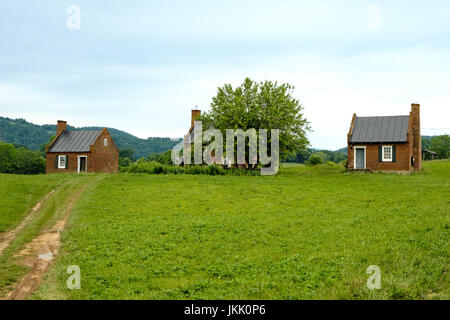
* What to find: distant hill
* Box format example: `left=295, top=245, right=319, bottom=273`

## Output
left=0, top=117, right=181, bottom=159
left=1, top=116, right=440, bottom=160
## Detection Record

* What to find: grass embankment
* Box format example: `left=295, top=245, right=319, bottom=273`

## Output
left=33, top=160, right=449, bottom=300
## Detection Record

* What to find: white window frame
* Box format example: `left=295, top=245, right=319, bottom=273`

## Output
left=104, top=138, right=108, bottom=147
left=382, top=146, right=393, bottom=162
left=77, top=156, right=87, bottom=173
left=58, top=155, right=66, bottom=169
left=353, top=146, right=366, bottom=169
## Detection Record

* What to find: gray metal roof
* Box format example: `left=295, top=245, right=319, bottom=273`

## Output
left=48, top=130, right=102, bottom=152
left=350, top=115, right=410, bottom=143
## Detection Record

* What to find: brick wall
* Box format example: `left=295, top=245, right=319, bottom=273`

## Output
left=90, top=129, right=119, bottom=173
left=46, top=152, right=90, bottom=173
left=411, top=104, right=422, bottom=171
left=56, top=120, right=67, bottom=136
left=347, top=142, right=411, bottom=171
left=191, top=109, right=201, bottom=129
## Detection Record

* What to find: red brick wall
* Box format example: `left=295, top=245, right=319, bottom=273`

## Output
left=89, top=129, right=119, bottom=173
left=57, top=120, right=67, bottom=136
left=347, top=142, right=411, bottom=171
left=411, top=104, right=422, bottom=171
left=46, top=152, right=90, bottom=173
left=191, top=109, right=201, bottom=129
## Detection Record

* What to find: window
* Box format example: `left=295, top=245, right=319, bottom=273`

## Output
left=382, top=146, right=392, bottom=162
left=104, top=138, right=108, bottom=147
left=58, top=155, right=67, bottom=169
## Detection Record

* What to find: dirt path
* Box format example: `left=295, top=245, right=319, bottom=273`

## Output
left=0, top=189, right=58, bottom=255
left=2, top=178, right=100, bottom=300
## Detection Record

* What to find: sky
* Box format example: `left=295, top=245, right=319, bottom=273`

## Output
left=0, top=0, right=449, bottom=150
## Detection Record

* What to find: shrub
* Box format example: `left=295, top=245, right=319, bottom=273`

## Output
left=315, top=162, right=346, bottom=174
left=119, top=157, right=132, bottom=168
left=307, top=154, right=323, bottom=166
left=338, top=159, right=348, bottom=167
left=206, top=165, right=224, bottom=176
left=121, top=161, right=260, bottom=176
left=148, top=150, right=173, bottom=165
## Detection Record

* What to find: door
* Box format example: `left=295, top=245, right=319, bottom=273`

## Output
left=355, top=148, right=365, bottom=169
left=79, top=157, right=87, bottom=173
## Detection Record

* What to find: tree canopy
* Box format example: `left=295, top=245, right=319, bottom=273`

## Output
left=0, top=143, right=46, bottom=174
left=199, top=78, right=310, bottom=161
left=430, top=134, right=449, bottom=159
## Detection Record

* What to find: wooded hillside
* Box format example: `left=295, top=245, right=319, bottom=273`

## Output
left=0, top=117, right=181, bottom=159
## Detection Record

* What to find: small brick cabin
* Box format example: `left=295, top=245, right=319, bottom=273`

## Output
left=347, top=103, right=422, bottom=172
left=46, top=121, right=119, bottom=173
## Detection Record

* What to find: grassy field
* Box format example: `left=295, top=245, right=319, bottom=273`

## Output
left=27, top=160, right=449, bottom=300
left=0, top=174, right=101, bottom=296
left=0, top=174, right=73, bottom=233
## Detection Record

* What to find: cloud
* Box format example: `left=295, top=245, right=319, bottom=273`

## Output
left=0, top=1, right=449, bottom=148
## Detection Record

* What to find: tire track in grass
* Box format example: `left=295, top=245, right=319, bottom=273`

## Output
left=0, top=188, right=60, bottom=255
left=1, top=176, right=104, bottom=300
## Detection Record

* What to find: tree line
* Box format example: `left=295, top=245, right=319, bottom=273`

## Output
left=0, top=143, right=46, bottom=174
left=422, top=135, right=449, bottom=159
left=0, top=116, right=181, bottom=159
left=283, top=148, right=347, bottom=165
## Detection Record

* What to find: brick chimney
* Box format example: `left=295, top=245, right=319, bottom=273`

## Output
left=57, top=120, right=67, bottom=136
left=191, top=109, right=201, bottom=129
left=348, top=113, right=357, bottom=143
left=411, top=103, right=422, bottom=171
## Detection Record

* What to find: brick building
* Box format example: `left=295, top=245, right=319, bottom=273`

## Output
left=182, top=109, right=225, bottom=166
left=182, top=109, right=200, bottom=165
left=347, top=103, right=422, bottom=172
left=46, top=120, right=119, bottom=173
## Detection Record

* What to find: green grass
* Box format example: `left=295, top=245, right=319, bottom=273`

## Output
left=0, top=174, right=101, bottom=296
left=122, top=161, right=261, bottom=175
left=280, top=162, right=305, bottom=168
left=31, top=160, right=450, bottom=300
left=0, top=174, right=74, bottom=233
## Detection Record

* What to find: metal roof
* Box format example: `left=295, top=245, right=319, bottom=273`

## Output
left=350, top=115, right=410, bottom=143
left=48, top=130, right=102, bottom=152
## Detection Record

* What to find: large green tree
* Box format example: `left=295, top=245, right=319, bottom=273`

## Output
left=430, top=134, right=449, bottom=159
left=0, top=143, right=20, bottom=173
left=199, top=78, right=310, bottom=161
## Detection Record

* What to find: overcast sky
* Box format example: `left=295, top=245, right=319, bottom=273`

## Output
left=1, top=1, right=449, bottom=149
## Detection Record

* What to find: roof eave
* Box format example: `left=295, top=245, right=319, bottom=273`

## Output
left=350, top=140, right=408, bottom=144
